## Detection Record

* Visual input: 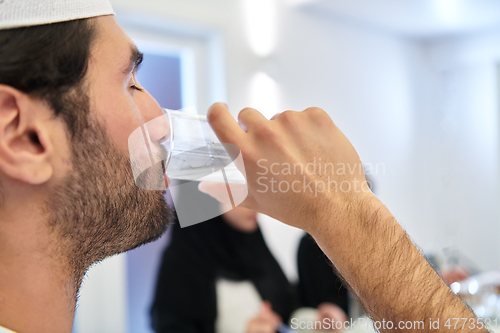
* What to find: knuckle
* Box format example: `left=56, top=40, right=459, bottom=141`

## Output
left=277, top=110, right=302, bottom=129
left=304, top=107, right=333, bottom=126
left=304, top=106, right=325, bottom=117
left=278, top=110, right=296, bottom=123
left=238, top=107, right=255, bottom=121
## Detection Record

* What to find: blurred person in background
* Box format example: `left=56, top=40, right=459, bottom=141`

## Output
left=151, top=204, right=299, bottom=333
left=441, top=268, right=470, bottom=284
left=297, top=234, right=349, bottom=328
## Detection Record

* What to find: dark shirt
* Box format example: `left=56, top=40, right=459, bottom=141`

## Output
left=297, top=234, right=349, bottom=315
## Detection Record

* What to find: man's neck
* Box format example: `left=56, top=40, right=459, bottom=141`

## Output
left=0, top=210, right=78, bottom=333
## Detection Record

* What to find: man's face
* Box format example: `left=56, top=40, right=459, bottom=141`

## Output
left=88, top=16, right=163, bottom=155
left=47, top=16, right=172, bottom=275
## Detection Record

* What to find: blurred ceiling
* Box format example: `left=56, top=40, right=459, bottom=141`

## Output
left=289, top=0, right=500, bottom=38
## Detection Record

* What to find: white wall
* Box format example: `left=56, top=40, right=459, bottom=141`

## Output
left=74, top=254, right=127, bottom=333
left=403, top=31, right=500, bottom=270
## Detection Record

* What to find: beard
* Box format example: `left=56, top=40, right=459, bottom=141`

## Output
left=46, top=90, right=173, bottom=282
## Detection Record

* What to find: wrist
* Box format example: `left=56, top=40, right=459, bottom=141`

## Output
left=307, top=192, right=391, bottom=242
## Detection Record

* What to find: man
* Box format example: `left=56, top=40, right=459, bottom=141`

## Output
left=0, top=2, right=171, bottom=332
left=0, top=2, right=486, bottom=333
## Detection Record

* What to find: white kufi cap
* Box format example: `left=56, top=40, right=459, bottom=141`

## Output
left=0, top=0, right=114, bottom=30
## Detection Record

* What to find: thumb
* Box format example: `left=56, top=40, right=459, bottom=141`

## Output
left=198, top=181, right=250, bottom=207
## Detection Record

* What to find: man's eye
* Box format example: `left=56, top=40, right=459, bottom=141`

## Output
left=131, top=85, right=144, bottom=92
left=130, top=74, right=144, bottom=92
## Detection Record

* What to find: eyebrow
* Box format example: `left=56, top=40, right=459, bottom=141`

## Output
left=123, top=45, right=144, bottom=74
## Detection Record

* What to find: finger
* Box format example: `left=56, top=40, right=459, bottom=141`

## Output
left=317, top=303, right=348, bottom=323
left=198, top=182, right=249, bottom=205
left=270, top=314, right=282, bottom=327
left=247, top=320, right=276, bottom=333
left=259, top=302, right=282, bottom=325
left=238, top=107, right=268, bottom=131
left=261, top=301, right=272, bottom=312
left=208, top=103, right=246, bottom=145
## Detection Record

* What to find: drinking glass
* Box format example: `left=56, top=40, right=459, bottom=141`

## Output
left=129, top=108, right=249, bottom=227
left=128, top=109, right=247, bottom=191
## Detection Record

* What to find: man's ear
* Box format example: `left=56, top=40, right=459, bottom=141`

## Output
left=0, top=85, right=54, bottom=185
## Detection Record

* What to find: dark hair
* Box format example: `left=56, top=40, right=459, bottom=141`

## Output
left=0, top=19, right=97, bottom=135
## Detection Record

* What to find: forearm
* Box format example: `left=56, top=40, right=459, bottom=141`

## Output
left=310, top=195, right=484, bottom=332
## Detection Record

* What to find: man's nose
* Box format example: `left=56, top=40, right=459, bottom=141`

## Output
left=136, top=89, right=170, bottom=143
left=136, top=89, right=163, bottom=123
